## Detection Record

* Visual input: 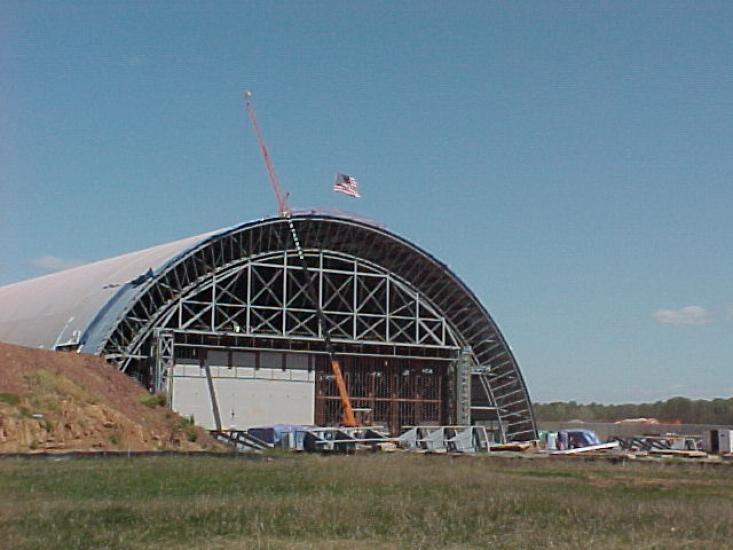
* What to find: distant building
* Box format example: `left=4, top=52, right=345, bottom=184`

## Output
left=615, top=418, right=682, bottom=425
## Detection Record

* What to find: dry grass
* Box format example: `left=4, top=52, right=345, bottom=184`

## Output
left=0, top=454, right=732, bottom=549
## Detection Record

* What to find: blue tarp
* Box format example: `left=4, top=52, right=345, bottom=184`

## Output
left=558, top=429, right=601, bottom=449
left=248, top=424, right=313, bottom=447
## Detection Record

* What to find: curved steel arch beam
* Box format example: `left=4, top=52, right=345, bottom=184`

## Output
left=87, top=215, right=536, bottom=441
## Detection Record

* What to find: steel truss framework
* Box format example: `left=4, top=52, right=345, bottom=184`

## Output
left=164, top=250, right=458, bottom=348
left=96, top=215, right=536, bottom=441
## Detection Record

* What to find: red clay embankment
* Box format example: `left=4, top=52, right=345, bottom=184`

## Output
left=0, top=342, right=222, bottom=453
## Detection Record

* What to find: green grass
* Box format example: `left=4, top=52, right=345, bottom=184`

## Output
left=175, top=415, right=198, bottom=442
left=140, top=392, right=167, bottom=409
left=0, top=454, right=732, bottom=549
left=0, top=392, right=20, bottom=406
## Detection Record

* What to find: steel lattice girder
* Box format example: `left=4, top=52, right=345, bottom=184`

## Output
left=161, top=251, right=458, bottom=347
left=97, top=215, right=536, bottom=441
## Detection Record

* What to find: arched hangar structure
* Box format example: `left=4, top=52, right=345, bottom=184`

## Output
left=0, top=215, right=536, bottom=441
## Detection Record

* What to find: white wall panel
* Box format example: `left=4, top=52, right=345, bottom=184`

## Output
left=170, top=366, right=315, bottom=430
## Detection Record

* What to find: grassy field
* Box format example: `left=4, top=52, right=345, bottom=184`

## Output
left=1, top=453, right=732, bottom=549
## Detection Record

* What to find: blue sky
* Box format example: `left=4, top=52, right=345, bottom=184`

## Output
left=1, top=2, right=732, bottom=403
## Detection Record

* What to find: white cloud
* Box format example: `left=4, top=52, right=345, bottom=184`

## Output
left=31, top=255, right=85, bottom=273
left=653, top=305, right=711, bottom=326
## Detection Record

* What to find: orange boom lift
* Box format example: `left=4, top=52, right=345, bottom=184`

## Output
left=242, top=91, right=357, bottom=427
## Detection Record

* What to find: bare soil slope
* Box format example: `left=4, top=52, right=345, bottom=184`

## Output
left=0, top=343, right=221, bottom=453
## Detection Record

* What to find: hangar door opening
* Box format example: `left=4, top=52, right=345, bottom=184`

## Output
left=163, top=343, right=455, bottom=434
left=314, top=355, right=450, bottom=435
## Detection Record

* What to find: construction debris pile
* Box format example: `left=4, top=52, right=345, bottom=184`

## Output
left=214, top=425, right=493, bottom=454
left=214, top=423, right=733, bottom=465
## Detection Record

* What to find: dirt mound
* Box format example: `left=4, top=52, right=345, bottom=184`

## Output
left=0, top=343, right=223, bottom=453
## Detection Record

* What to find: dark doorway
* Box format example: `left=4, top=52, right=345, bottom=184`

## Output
left=314, top=355, right=449, bottom=435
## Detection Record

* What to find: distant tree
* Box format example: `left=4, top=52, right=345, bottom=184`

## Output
left=533, top=396, right=733, bottom=424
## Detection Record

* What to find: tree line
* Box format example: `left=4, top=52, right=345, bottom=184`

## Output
left=533, top=397, right=733, bottom=425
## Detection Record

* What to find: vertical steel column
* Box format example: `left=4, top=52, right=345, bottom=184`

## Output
left=201, top=350, right=223, bottom=432
left=153, top=329, right=174, bottom=397
left=353, top=260, right=358, bottom=340
left=318, top=251, right=324, bottom=338
left=386, top=276, right=391, bottom=342
left=390, top=371, right=398, bottom=435
left=456, top=346, right=473, bottom=426
left=246, top=262, right=252, bottom=334
left=211, top=273, right=217, bottom=331
left=415, top=293, right=420, bottom=343
left=282, top=251, right=288, bottom=335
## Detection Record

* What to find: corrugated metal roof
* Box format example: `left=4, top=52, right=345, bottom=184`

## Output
left=0, top=229, right=220, bottom=349
left=0, top=211, right=388, bottom=351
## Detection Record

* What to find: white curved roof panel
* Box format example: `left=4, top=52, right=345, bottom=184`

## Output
left=0, top=230, right=219, bottom=349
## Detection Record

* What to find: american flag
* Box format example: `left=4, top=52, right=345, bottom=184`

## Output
left=333, top=173, right=361, bottom=198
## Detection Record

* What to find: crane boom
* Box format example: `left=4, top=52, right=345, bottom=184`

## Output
left=242, top=91, right=357, bottom=427
left=284, top=217, right=358, bottom=427
left=243, top=91, right=289, bottom=217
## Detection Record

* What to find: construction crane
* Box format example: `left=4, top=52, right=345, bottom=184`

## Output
left=243, top=90, right=289, bottom=217
left=242, top=90, right=357, bottom=427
